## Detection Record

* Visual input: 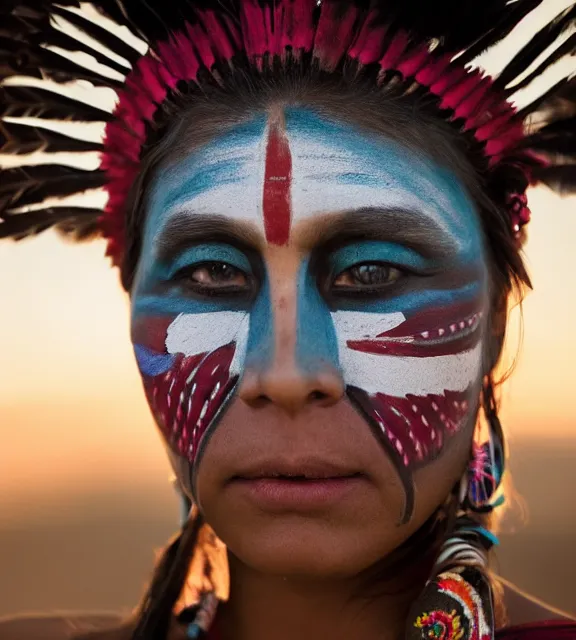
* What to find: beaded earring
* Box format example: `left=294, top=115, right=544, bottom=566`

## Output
left=462, top=423, right=506, bottom=515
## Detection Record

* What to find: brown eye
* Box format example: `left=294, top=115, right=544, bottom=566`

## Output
left=334, top=263, right=402, bottom=288
left=189, top=262, right=248, bottom=288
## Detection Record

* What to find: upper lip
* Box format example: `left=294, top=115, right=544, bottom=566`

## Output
left=231, top=458, right=361, bottom=480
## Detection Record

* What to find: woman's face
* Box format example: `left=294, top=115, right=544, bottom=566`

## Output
left=131, top=108, right=488, bottom=578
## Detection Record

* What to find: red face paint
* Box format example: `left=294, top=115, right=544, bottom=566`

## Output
left=144, top=344, right=238, bottom=461
left=263, top=120, right=292, bottom=245
left=347, top=301, right=483, bottom=358
left=133, top=315, right=240, bottom=464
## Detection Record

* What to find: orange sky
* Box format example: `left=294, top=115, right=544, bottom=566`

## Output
left=1, top=0, right=575, bottom=511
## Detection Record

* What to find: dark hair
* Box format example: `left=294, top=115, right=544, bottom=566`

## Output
left=102, top=68, right=531, bottom=640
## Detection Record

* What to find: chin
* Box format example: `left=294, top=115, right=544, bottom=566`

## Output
left=226, top=521, right=389, bottom=579
left=217, top=509, right=417, bottom=581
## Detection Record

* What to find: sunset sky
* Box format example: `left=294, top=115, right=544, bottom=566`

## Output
left=1, top=0, right=575, bottom=519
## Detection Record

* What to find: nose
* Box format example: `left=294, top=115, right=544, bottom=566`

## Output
left=238, top=255, right=344, bottom=416
left=240, top=360, right=344, bottom=416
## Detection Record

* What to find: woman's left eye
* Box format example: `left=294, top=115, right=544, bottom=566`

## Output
left=333, top=263, right=402, bottom=288
left=183, top=262, right=248, bottom=288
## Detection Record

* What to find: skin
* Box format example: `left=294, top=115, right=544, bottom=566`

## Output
left=130, top=106, right=490, bottom=640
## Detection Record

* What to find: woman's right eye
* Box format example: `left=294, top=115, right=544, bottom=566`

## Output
left=188, top=262, right=248, bottom=287
left=174, top=261, right=251, bottom=293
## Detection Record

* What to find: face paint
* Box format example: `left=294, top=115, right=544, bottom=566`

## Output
left=131, top=108, right=487, bottom=520
left=334, top=299, right=483, bottom=522
left=263, top=118, right=292, bottom=245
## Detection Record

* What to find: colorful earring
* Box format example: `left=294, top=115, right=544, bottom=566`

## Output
left=461, top=423, right=505, bottom=514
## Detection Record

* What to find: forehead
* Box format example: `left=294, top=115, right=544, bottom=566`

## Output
left=144, top=107, right=481, bottom=254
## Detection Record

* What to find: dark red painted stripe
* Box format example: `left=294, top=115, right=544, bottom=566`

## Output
left=346, top=326, right=480, bottom=358
left=263, top=120, right=292, bottom=245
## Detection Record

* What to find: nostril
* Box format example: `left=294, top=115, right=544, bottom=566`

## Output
left=251, top=394, right=272, bottom=408
left=308, top=390, right=329, bottom=402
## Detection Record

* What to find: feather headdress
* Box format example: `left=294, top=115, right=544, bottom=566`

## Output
left=0, top=0, right=575, bottom=266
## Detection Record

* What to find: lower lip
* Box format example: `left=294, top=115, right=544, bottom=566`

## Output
left=229, top=476, right=366, bottom=511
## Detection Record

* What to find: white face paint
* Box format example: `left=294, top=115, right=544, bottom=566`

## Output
left=165, top=311, right=250, bottom=377
left=332, top=310, right=483, bottom=396
left=132, top=108, right=488, bottom=520
left=143, top=110, right=477, bottom=261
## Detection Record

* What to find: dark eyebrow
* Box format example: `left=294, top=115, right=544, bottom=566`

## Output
left=313, top=207, right=459, bottom=259
left=156, top=213, right=260, bottom=264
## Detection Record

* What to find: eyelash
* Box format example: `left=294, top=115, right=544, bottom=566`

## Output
left=171, top=259, right=408, bottom=300
left=172, top=262, right=254, bottom=297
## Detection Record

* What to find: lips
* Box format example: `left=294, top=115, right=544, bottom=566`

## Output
left=234, top=460, right=360, bottom=481
left=229, top=463, right=366, bottom=511
left=347, top=301, right=483, bottom=358
left=142, top=342, right=239, bottom=461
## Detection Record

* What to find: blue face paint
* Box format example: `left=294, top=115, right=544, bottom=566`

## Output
left=295, top=259, right=340, bottom=375
left=283, top=108, right=484, bottom=266
left=134, top=344, right=176, bottom=376
left=243, top=275, right=274, bottom=371
left=332, top=283, right=483, bottom=316
left=134, top=113, right=269, bottom=292
left=157, top=243, right=253, bottom=282
left=330, top=240, right=432, bottom=275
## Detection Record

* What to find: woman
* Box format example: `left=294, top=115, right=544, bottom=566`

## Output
left=0, top=1, right=575, bottom=639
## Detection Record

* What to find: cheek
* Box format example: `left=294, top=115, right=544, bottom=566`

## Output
left=333, top=299, right=485, bottom=520
left=130, top=310, right=249, bottom=464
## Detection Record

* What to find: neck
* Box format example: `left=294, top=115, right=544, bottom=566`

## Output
left=216, top=554, right=429, bottom=640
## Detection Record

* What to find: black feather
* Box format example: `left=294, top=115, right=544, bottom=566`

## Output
left=0, top=5, right=127, bottom=88
left=89, top=1, right=147, bottom=42
left=458, top=0, right=544, bottom=64
left=506, top=33, right=576, bottom=97
left=358, top=0, right=513, bottom=50
left=532, top=165, right=576, bottom=194
left=36, top=24, right=132, bottom=76
left=0, top=121, right=104, bottom=154
left=29, top=47, right=126, bottom=88
left=0, top=165, right=107, bottom=211
left=0, top=206, right=101, bottom=239
left=96, top=0, right=173, bottom=42
left=0, top=13, right=39, bottom=39
left=496, top=4, right=576, bottom=90
left=0, top=86, right=113, bottom=122
left=517, top=76, right=575, bottom=121
left=0, top=36, right=43, bottom=81
left=531, top=115, right=576, bottom=138
left=51, top=5, right=142, bottom=66
left=56, top=214, right=102, bottom=241
left=0, top=41, right=124, bottom=87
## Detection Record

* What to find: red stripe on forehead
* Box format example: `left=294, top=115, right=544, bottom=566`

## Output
left=263, top=118, right=292, bottom=245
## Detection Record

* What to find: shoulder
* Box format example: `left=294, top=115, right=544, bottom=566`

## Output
left=0, top=613, right=126, bottom=640
left=499, top=578, right=576, bottom=638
